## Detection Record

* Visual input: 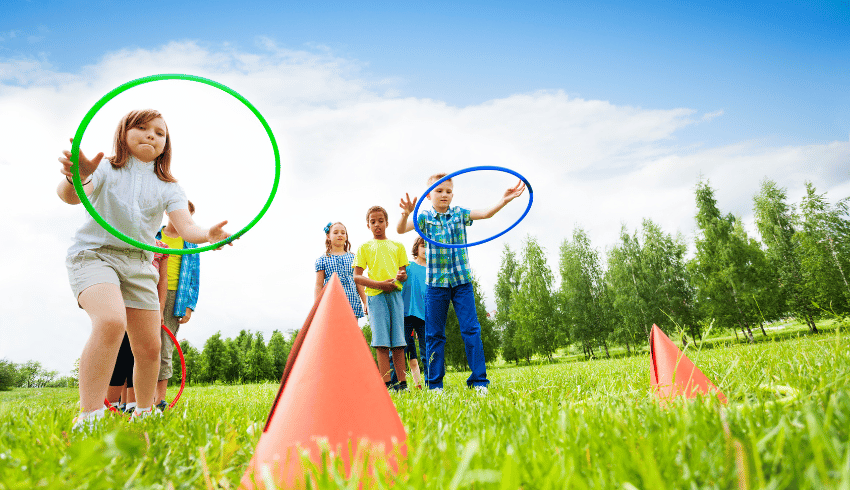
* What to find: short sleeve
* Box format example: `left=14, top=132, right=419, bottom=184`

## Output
left=353, top=244, right=368, bottom=270
left=461, top=207, right=472, bottom=227
left=315, top=256, right=325, bottom=273
left=397, top=242, right=409, bottom=268
left=164, top=182, right=188, bottom=214
left=88, top=160, right=110, bottom=194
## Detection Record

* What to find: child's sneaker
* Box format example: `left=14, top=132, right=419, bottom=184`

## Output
left=155, top=400, right=168, bottom=412
left=130, top=407, right=162, bottom=422
left=72, top=408, right=105, bottom=432
left=473, top=385, right=489, bottom=396
left=394, top=381, right=408, bottom=392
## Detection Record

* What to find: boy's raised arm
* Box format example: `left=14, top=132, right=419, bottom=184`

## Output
left=470, top=180, right=526, bottom=220
left=397, top=193, right=417, bottom=234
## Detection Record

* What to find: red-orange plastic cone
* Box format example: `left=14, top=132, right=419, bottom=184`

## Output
left=649, top=324, right=727, bottom=404
left=240, top=274, right=407, bottom=489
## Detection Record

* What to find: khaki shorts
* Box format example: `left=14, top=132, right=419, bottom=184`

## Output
left=159, top=289, right=181, bottom=380
left=66, top=247, right=159, bottom=311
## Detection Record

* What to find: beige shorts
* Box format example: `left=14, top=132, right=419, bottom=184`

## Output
left=66, top=246, right=159, bottom=311
left=159, top=289, right=181, bottom=380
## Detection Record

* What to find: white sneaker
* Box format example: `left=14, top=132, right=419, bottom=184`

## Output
left=430, top=387, right=444, bottom=395
left=130, top=407, right=162, bottom=421
left=72, top=408, right=105, bottom=432
left=473, top=385, right=489, bottom=396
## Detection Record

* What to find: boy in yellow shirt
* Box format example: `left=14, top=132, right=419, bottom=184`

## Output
left=354, top=206, right=409, bottom=391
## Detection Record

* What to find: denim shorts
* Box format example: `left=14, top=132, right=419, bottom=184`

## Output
left=367, top=290, right=407, bottom=348
left=66, top=246, right=159, bottom=310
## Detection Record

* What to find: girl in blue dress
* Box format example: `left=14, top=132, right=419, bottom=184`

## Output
left=314, top=222, right=367, bottom=318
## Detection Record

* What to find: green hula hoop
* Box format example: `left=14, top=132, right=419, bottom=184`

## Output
left=70, top=74, right=280, bottom=255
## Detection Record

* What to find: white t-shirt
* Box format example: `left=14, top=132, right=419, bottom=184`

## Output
left=67, top=156, right=187, bottom=262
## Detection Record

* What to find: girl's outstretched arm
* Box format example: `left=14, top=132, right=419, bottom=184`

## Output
left=56, top=139, right=103, bottom=204
left=168, top=208, right=232, bottom=248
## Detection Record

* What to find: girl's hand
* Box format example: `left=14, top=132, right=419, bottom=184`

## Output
left=502, top=179, right=526, bottom=203
left=399, top=193, right=417, bottom=215
left=207, top=220, right=232, bottom=249
left=59, top=138, right=103, bottom=181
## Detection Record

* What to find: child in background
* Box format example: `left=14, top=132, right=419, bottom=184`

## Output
left=315, top=222, right=368, bottom=318
left=400, top=236, right=427, bottom=388
left=397, top=174, right=525, bottom=394
left=354, top=206, right=409, bottom=391
left=154, top=201, right=200, bottom=410
left=57, top=109, right=231, bottom=428
left=106, top=239, right=169, bottom=412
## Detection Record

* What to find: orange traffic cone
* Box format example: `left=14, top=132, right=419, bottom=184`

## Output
left=240, top=273, right=407, bottom=489
left=649, top=324, right=727, bottom=404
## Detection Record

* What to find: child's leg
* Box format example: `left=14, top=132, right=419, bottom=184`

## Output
left=376, top=347, right=391, bottom=381
left=78, top=283, right=128, bottom=412
left=424, top=286, right=450, bottom=389
left=451, top=283, right=489, bottom=388
left=388, top=291, right=407, bottom=383
left=391, top=347, right=407, bottom=383
left=408, top=358, right=422, bottom=387
left=125, top=308, right=161, bottom=409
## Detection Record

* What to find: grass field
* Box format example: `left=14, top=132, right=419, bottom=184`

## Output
left=1, top=325, right=848, bottom=489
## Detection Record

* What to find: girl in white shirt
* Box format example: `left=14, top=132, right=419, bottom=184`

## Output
left=57, top=109, right=231, bottom=428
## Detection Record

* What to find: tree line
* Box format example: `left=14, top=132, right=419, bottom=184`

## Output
left=495, top=179, right=849, bottom=363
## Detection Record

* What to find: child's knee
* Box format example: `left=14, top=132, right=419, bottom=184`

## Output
left=133, top=338, right=161, bottom=362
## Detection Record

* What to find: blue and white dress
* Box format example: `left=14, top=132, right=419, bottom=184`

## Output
left=315, top=252, right=365, bottom=318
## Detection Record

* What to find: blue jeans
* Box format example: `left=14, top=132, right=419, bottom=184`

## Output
left=425, top=282, right=489, bottom=389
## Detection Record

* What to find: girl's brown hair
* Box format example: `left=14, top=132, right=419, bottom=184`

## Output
left=411, top=236, right=426, bottom=258
left=109, top=109, right=177, bottom=183
left=325, top=222, right=351, bottom=256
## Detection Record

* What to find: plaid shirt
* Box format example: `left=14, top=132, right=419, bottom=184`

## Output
left=417, top=206, right=473, bottom=287
left=156, top=227, right=199, bottom=316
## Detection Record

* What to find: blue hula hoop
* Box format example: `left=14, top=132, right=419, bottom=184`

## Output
left=412, top=166, right=533, bottom=248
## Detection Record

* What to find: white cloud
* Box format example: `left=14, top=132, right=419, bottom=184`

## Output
left=1, top=41, right=847, bottom=374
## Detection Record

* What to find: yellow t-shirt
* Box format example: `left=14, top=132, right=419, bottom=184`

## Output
left=159, top=233, right=184, bottom=290
left=353, top=239, right=409, bottom=296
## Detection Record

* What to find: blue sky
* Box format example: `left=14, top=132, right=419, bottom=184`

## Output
left=1, top=1, right=848, bottom=372
left=4, top=0, right=848, bottom=146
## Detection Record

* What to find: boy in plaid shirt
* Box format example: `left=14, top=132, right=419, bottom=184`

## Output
left=397, top=173, right=525, bottom=393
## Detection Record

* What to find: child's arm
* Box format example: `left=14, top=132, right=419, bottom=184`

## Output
left=56, top=139, right=102, bottom=204
left=469, top=180, right=526, bottom=220
left=354, top=267, right=398, bottom=292
left=168, top=208, right=232, bottom=247
left=357, top=283, right=368, bottom=315
left=314, top=271, right=325, bottom=300
left=396, top=193, right=418, bottom=234
left=157, top=256, right=169, bottom=324
left=396, top=266, right=407, bottom=283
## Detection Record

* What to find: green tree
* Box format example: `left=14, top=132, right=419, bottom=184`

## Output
left=512, top=236, right=559, bottom=360
left=559, top=228, right=607, bottom=358
left=797, top=182, right=850, bottom=316
left=0, top=359, right=17, bottom=391
left=223, top=338, right=243, bottom=383
left=494, top=244, right=521, bottom=363
left=174, top=340, right=200, bottom=385
left=690, top=180, right=774, bottom=342
left=640, top=220, right=700, bottom=340
left=245, top=332, right=274, bottom=382
left=200, top=332, right=230, bottom=383
left=268, top=330, right=290, bottom=380
left=605, top=226, right=648, bottom=352
left=753, top=179, right=819, bottom=332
